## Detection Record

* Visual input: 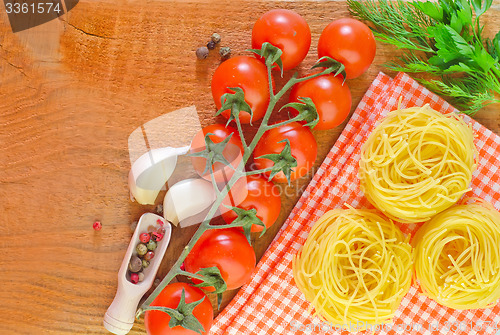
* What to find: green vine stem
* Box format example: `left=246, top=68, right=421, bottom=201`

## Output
left=136, top=48, right=343, bottom=318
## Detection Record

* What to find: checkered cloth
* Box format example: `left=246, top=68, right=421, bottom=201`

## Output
left=210, top=73, right=500, bottom=335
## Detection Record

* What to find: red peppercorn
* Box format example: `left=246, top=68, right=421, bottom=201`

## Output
left=130, top=272, right=139, bottom=284
left=152, top=232, right=163, bottom=242
left=139, top=233, right=150, bottom=243
left=152, top=227, right=166, bottom=242
left=93, top=221, right=102, bottom=231
left=144, top=251, right=155, bottom=261
left=156, top=219, right=164, bottom=226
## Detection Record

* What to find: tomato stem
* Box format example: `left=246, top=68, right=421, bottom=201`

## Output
left=177, top=270, right=206, bottom=281
left=235, top=118, right=249, bottom=150
left=208, top=164, right=221, bottom=198
left=275, top=67, right=333, bottom=102
left=267, top=65, right=275, bottom=99
left=263, top=115, right=305, bottom=131
left=244, top=167, right=275, bottom=176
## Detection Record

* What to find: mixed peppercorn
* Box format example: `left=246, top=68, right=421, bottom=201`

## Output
left=196, top=32, right=230, bottom=61
left=128, top=219, right=166, bottom=284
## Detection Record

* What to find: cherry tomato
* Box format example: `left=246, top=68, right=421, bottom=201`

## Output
left=252, top=9, right=311, bottom=70
left=253, top=122, right=317, bottom=183
left=190, top=124, right=243, bottom=183
left=289, top=73, right=352, bottom=130
left=318, top=18, right=376, bottom=79
left=184, top=228, right=256, bottom=291
left=211, top=56, right=271, bottom=124
left=144, top=283, right=213, bottom=335
left=221, top=174, right=281, bottom=232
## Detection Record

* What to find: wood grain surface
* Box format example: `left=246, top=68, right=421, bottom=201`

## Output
left=1, top=1, right=500, bottom=334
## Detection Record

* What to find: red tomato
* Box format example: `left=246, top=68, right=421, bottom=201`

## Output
left=221, top=174, right=281, bottom=232
left=190, top=124, right=243, bottom=183
left=184, top=228, right=256, bottom=291
left=289, top=73, right=352, bottom=130
left=252, top=9, right=311, bottom=70
left=253, top=122, right=317, bottom=183
left=318, top=18, right=376, bottom=79
left=211, top=56, right=271, bottom=124
left=144, top=283, right=213, bottom=335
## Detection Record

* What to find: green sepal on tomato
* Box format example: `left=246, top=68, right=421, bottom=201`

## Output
left=215, top=87, right=254, bottom=126
left=184, top=228, right=256, bottom=291
left=144, top=283, right=213, bottom=335
left=253, top=122, right=317, bottom=183
left=221, top=174, right=282, bottom=233
left=223, top=207, right=266, bottom=244
left=318, top=18, right=376, bottom=79
left=255, top=139, right=298, bottom=184
left=189, top=266, right=227, bottom=294
left=212, top=56, right=272, bottom=124
left=280, top=96, right=320, bottom=129
left=189, top=124, right=244, bottom=183
left=251, top=9, right=311, bottom=71
left=289, top=73, right=352, bottom=130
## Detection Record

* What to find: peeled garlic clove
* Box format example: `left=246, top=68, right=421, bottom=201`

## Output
left=129, top=146, right=189, bottom=205
left=163, top=178, right=216, bottom=227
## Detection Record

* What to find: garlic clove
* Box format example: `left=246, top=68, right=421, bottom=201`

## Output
left=129, top=146, right=189, bottom=205
left=163, top=178, right=217, bottom=227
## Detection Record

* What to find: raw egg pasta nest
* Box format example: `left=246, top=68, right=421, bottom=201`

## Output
left=414, top=201, right=500, bottom=309
left=359, top=105, right=476, bottom=223
left=293, top=208, right=413, bottom=327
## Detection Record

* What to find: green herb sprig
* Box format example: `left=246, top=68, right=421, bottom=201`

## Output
left=348, top=0, right=500, bottom=114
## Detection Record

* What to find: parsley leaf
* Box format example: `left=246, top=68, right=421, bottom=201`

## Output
left=348, top=0, right=500, bottom=114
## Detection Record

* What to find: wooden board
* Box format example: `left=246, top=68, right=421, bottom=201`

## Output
left=1, top=1, right=500, bottom=334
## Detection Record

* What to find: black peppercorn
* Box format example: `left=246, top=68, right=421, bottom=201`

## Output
left=128, top=256, right=142, bottom=273
left=207, top=41, right=216, bottom=50
left=196, top=46, right=209, bottom=60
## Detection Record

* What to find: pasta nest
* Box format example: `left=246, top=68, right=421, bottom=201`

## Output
left=293, top=208, right=413, bottom=327
left=359, top=105, right=476, bottom=223
left=414, top=202, right=500, bottom=309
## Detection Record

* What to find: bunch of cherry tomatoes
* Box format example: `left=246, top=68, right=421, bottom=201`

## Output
left=144, top=9, right=375, bottom=335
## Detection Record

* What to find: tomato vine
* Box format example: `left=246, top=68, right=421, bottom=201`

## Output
left=135, top=42, right=345, bottom=331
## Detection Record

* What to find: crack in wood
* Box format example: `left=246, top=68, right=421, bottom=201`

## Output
left=61, top=19, right=117, bottom=40
left=0, top=54, right=29, bottom=78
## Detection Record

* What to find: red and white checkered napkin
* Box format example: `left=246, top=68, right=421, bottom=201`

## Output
left=210, top=72, right=500, bottom=335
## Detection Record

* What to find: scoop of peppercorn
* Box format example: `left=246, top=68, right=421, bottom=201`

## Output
left=127, top=220, right=166, bottom=284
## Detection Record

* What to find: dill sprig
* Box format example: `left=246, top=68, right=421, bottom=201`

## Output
left=348, top=0, right=500, bottom=115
